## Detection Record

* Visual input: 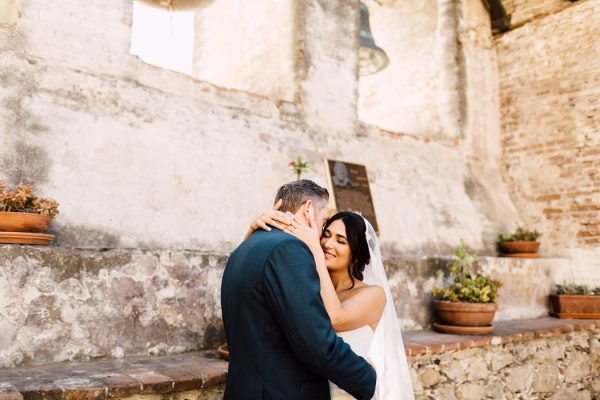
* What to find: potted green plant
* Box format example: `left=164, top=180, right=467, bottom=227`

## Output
left=496, top=227, right=540, bottom=258
left=0, top=181, right=59, bottom=245
left=431, top=241, right=503, bottom=335
left=549, top=284, right=600, bottom=319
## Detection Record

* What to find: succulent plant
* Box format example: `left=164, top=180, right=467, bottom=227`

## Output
left=497, top=227, right=539, bottom=243
left=556, top=283, right=600, bottom=296
left=0, top=181, right=59, bottom=219
left=432, top=241, right=503, bottom=303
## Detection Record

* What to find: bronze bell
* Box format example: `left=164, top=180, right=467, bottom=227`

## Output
left=359, top=2, right=389, bottom=76
left=136, top=0, right=214, bottom=11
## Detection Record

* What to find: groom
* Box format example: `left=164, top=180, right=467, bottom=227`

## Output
left=221, top=180, right=376, bottom=399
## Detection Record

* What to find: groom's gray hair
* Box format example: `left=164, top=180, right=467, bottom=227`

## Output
left=274, top=179, right=329, bottom=214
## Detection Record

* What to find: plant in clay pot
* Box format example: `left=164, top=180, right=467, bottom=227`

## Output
left=549, top=284, right=600, bottom=319
left=496, top=227, right=540, bottom=258
left=431, top=241, right=503, bottom=335
left=0, top=180, right=59, bottom=245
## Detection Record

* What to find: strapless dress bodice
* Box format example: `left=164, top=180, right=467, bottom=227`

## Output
left=330, top=325, right=375, bottom=399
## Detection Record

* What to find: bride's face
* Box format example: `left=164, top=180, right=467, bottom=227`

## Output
left=320, top=219, right=352, bottom=272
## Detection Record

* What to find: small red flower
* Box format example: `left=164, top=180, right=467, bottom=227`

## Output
left=288, top=161, right=297, bottom=167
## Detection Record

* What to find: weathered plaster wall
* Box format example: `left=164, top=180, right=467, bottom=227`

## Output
left=0, top=246, right=226, bottom=369
left=2, top=245, right=596, bottom=369
left=192, top=0, right=298, bottom=101
left=0, top=0, right=18, bottom=29
left=495, top=0, right=600, bottom=259
left=358, top=1, right=441, bottom=136
left=0, top=0, right=517, bottom=255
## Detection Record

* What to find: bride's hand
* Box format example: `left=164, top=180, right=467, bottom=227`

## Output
left=284, top=216, right=321, bottom=253
left=248, top=199, right=294, bottom=234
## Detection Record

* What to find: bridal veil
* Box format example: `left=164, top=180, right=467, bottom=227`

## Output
left=361, top=217, right=415, bottom=400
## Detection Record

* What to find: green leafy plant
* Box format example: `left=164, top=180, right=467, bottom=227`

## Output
left=0, top=181, right=59, bottom=219
left=288, top=156, right=310, bottom=181
left=497, top=227, right=539, bottom=243
left=431, top=241, right=502, bottom=303
left=556, top=284, right=600, bottom=296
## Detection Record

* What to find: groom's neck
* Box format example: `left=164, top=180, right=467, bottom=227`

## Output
left=293, top=211, right=309, bottom=226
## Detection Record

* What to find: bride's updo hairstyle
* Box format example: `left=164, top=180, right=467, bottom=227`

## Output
left=323, top=211, right=370, bottom=288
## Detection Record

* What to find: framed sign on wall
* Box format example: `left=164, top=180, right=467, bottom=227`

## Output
left=323, top=158, right=379, bottom=234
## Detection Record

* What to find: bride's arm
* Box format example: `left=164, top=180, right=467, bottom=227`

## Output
left=243, top=199, right=294, bottom=240
left=286, top=219, right=386, bottom=332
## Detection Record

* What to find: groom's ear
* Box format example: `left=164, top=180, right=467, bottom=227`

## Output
left=303, top=200, right=315, bottom=225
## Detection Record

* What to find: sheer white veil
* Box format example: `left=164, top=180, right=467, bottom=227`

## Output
left=361, top=216, right=415, bottom=400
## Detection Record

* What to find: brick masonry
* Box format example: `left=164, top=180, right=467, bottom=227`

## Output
left=501, top=0, right=574, bottom=27
left=495, top=0, right=600, bottom=256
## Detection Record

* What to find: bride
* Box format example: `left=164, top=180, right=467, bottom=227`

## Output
left=247, top=203, right=415, bottom=399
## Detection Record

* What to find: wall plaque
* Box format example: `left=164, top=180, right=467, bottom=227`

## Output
left=323, top=159, right=379, bottom=233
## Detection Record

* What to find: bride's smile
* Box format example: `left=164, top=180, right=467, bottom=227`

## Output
left=321, top=220, right=351, bottom=272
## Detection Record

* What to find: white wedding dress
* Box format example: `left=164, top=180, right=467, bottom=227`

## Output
left=329, top=216, right=415, bottom=400
left=330, top=326, right=374, bottom=399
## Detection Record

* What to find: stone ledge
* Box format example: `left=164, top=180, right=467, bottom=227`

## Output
left=0, top=352, right=227, bottom=400
left=403, top=317, right=600, bottom=357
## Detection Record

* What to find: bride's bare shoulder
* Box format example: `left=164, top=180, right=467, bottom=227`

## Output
left=352, top=284, right=386, bottom=307
left=362, top=284, right=386, bottom=301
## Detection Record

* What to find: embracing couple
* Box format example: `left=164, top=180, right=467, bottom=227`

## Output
left=221, top=180, right=415, bottom=399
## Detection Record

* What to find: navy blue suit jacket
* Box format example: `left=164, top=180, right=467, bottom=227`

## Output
left=221, top=229, right=376, bottom=399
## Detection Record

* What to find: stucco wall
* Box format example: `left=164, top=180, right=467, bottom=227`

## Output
left=0, top=0, right=517, bottom=256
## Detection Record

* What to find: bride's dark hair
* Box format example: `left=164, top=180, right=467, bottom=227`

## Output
left=322, top=211, right=370, bottom=289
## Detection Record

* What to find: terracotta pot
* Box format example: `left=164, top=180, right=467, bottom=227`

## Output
left=549, top=294, right=600, bottom=319
left=498, top=241, right=540, bottom=255
left=217, top=344, right=229, bottom=360
left=0, top=211, right=51, bottom=233
left=433, top=300, right=497, bottom=327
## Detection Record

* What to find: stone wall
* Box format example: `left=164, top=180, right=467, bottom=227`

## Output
left=3, top=245, right=599, bottom=369
left=0, top=0, right=518, bottom=256
left=495, top=0, right=600, bottom=260
left=410, top=329, right=600, bottom=399
left=0, top=246, right=226, bottom=369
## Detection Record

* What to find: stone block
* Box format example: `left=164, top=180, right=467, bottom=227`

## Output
left=535, top=342, right=566, bottom=362
left=565, top=352, right=592, bottom=383
left=491, top=351, right=514, bottom=371
left=532, top=365, right=559, bottom=393
left=550, top=387, right=591, bottom=400
left=505, top=364, right=534, bottom=393
left=465, top=359, right=488, bottom=381
left=456, top=382, right=485, bottom=400
left=437, top=383, right=457, bottom=400
left=484, top=379, right=504, bottom=399
left=441, top=360, right=465, bottom=382
left=419, top=367, right=441, bottom=388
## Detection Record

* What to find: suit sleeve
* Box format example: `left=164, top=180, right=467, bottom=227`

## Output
left=263, top=239, right=376, bottom=400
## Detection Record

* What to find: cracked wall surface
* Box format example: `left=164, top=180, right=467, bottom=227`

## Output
left=0, top=0, right=517, bottom=256
left=2, top=245, right=595, bottom=369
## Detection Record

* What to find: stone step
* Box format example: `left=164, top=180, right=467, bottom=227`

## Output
left=0, top=318, right=597, bottom=399
left=0, top=352, right=227, bottom=400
